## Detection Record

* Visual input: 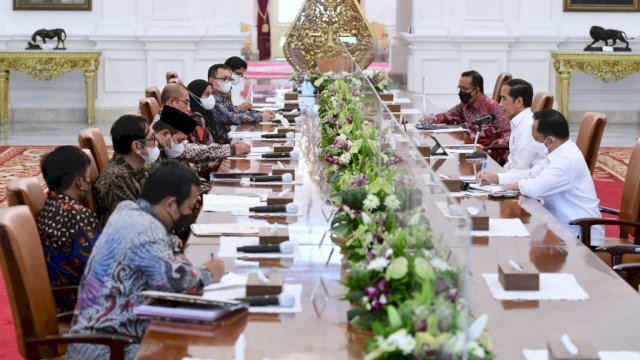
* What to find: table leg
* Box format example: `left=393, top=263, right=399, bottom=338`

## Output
left=84, top=69, right=96, bottom=126
left=557, top=71, right=571, bottom=119
left=0, top=70, right=10, bottom=125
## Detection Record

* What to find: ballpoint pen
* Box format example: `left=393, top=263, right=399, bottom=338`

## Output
left=481, top=158, right=488, bottom=177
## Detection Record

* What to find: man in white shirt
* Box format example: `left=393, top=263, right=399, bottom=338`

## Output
left=479, top=78, right=543, bottom=184
left=502, top=109, right=604, bottom=246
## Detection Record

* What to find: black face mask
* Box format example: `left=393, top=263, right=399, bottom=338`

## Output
left=458, top=89, right=474, bottom=104
left=171, top=208, right=194, bottom=233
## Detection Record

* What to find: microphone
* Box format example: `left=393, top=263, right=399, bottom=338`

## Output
left=251, top=173, right=293, bottom=183
left=262, top=132, right=295, bottom=139
left=237, top=241, right=294, bottom=254
left=261, top=151, right=298, bottom=159
left=472, top=114, right=496, bottom=125
left=234, top=293, right=295, bottom=307
left=248, top=203, right=298, bottom=213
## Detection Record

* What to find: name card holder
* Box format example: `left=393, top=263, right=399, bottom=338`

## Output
left=498, top=262, right=539, bottom=291
left=274, top=145, right=294, bottom=152
left=441, top=176, right=461, bottom=192
left=387, top=104, right=401, bottom=113
left=470, top=211, right=489, bottom=231
left=284, top=93, right=298, bottom=101
left=246, top=272, right=284, bottom=296
left=277, top=127, right=297, bottom=134
left=272, top=167, right=295, bottom=179
left=379, top=93, right=394, bottom=102
left=548, top=340, right=599, bottom=360
left=417, top=145, right=431, bottom=158
left=258, top=227, right=290, bottom=244
left=267, top=191, right=294, bottom=206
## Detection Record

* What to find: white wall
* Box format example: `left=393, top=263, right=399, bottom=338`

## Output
left=0, top=0, right=244, bottom=121
left=403, top=0, right=640, bottom=119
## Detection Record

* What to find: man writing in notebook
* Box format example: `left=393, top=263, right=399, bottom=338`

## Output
left=66, top=160, right=225, bottom=360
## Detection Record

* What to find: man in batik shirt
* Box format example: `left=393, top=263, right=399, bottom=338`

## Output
left=422, top=70, right=510, bottom=149
left=38, top=146, right=101, bottom=290
left=66, top=161, right=226, bottom=360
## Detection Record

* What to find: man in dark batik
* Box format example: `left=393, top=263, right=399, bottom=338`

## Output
left=37, top=146, right=101, bottom=307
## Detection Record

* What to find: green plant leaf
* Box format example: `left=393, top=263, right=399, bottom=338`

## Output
left=386, top=257, right=408, bottom=280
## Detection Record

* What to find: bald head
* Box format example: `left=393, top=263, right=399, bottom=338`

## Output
left=160, top=83, right=190, bottom=113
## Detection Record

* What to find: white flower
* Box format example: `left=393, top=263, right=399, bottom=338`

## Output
left=408, top=212, right=421, bottom=226
left=363, top=194, right=380, bottom=211
left=431, top=257, right=452, bottom=272
left=314, top=78, right=324, bottom=87
left=362, top=212, right=372, bottom=225
left=383, top=194, right=401, bottom=210
left=339, top=153, right=351, bottom=165
left=379, top=293, right=388, bottom=305
left=366, top=257, right=390, bottom=272
left=468, top=341, right=486, bottom=358
left=386, top=329, right=417, bottom=355
left=336, top=134, right=348, bottom=143
left=384, top=248, right=393, bottom=258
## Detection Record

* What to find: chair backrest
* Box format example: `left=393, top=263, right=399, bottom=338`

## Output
left=240, top=22, right=251, bottom=33
left=144, top=86, right=161, bottom=107
left=0, top=206, right=59, bottom=358
left=138, top=97, right=160, bottom=124
left=166, top=71, right=179, bottom=84
left=531, top=92, right=554, bottom=112
left=620, top=140, right=640, bottom=231
left=167, top=77, right=184, bottom=85
left=81, top=149, right=99, bottom=213
left=369, top=22, right=386, bottom=40
left=492, top=72, right=512, bottom=102
left=78, top=128, right=109, bottom=173
left=6, top=177, right=45, bottom=218
left=575, top=112, right=607, bottom=175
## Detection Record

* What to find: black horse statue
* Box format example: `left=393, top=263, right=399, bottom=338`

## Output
left=585, top=26, right=633, bottom=51
left=30, top=28, right=67, bottom=50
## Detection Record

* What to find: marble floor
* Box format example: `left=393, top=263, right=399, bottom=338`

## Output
left=0, top=117, right=637, bottom=148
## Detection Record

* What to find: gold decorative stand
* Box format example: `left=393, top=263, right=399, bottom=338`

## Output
left=0, top=51, right=101, bottom=125
left=551, top=52, right=640, bottom=118
left=283, top=0, right=376, bottom=72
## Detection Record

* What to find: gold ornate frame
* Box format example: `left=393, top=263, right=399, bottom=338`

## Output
left=13, top=0, right=92, bottom=11
left=563, top=0, right=639, bottom=12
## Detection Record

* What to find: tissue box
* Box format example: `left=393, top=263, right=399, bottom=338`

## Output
left=379, top=93, right=394, bottom=101
left=284, top=101, right=298, bottom=110
left=272, top=167, right=295, bottom=179
left=470, top=211, right=489, bottom=231
left=284, top=93, right=298, bottom=100
left=387, top=104, right=401, bottom=113
left=498, top=262, right=539, bottom=291
left=266, top=192, right=294, bottom=206
left=416, top=145, right=431, bottom=157
left=246, top=272, right=284, bottom=296
left=258, top=226, right=290, bottom=244
left=548, top=340, right=599, bottom=360
left=273, top=145, right=294, bottom=153
left=277, top=127, right=297, bottom=134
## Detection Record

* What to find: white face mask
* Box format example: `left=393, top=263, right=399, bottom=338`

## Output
left=533, top=137, right=551, bottom=156
left=142, top=146, right=160, bottom=163
left=218, top=80, right=232, bottom=94
left=232, top=73, right=244, bottom=87
left=165, top=137, right=186, bottom=158
left=200, top=95, right=216, bottom=110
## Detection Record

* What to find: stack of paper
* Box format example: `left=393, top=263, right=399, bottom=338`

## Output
left=202, top=194, right=262, bottom=212
left=190, top=223, right=261, bottom=236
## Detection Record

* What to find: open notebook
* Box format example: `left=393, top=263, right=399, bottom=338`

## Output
left=134, top=290, right=246, bottom=324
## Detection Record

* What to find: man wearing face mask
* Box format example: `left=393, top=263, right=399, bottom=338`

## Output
left=66, top=160, right=226, bottom=360
left=225, top=56, right=253, bottom=111
left=208, top=64, right=275, bottom=127
left=477, top=79, right=544, bottom=184
left=502, top=109, right=604, bottom=247
left=420, top=70, right=510, bottom=149
left=37, top=146, right=101, bottom=311
left=95, top=115, right=155, bottom=224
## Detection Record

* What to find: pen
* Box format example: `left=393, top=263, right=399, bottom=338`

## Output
left=481, top=159, right=488, bottom=177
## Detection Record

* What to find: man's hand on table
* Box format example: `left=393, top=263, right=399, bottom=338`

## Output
left=203, top=258, right=226, bottom=283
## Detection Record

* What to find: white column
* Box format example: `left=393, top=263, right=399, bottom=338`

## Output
left=207, top=0, right=243, bottom=34
left=96, top=0, right=135, bottom=34
left=389, top=0, right=410, bottom=76
left=145, top=0, right=196, bottom=35
left=519, top=0, right=558, bottom=36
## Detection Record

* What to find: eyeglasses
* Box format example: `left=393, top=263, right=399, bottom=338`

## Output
left=175, top=98, right=191, bottom=107
left=233, top=73, right=245, bottom=80
left=214, top=78, right=232, bottom=84
left=137, top=134, right=157, bottom=146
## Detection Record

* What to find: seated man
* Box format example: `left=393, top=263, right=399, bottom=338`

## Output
left=502, top=109, right=604, bottom=246
left=95, top=115, right=156, bottom=223
left=422, top=70, right=510, bottom=149
left=66, top=160, right=226, bottom=360
left=208, top=64, right=275, bottom=133
left=225, top=56, right=252, bottom=110
left=38, top=146, right=101, bottom=290
left=478, top=78, right=544, bottom=184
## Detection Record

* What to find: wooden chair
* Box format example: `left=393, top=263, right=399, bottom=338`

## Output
left=531, top=92, right=554, bottom=112
left=571, top=140, right=640, bottom=286
left=0, top=205, right=136, bottom=359
left=80, top=149, right=99, bottom=213
left=144, top=86, right=161, bottom=107
left=166, top=71, right=179, bottom=84
left=138, top=97, right=160, bottom=124
left=575, top=112, right=607, bottom=175
left=6, top=177, right=45, bottom=219
left=492, top=72, right=512, bottom=102
left=240, top=22, right=253, bottom=60
left=77, top=128, right=109, bottom=173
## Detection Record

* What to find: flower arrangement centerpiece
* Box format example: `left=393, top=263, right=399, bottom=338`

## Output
left=365, top=69, right=391, bottom=94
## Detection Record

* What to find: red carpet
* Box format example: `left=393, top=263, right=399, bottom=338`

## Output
left=245, top=60, right=389, bottom=79
left=0, top=145, right=630, bottom=359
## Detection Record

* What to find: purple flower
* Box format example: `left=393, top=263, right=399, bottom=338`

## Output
left=364, top=286, right=377, bottom=298
left=350, top=174, right=369, bottom=188
left=448, top=288, right=459, bottom=302
left=375, top=278, right=387, bottom=291
left=389, top=155, right=404, bottom=165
